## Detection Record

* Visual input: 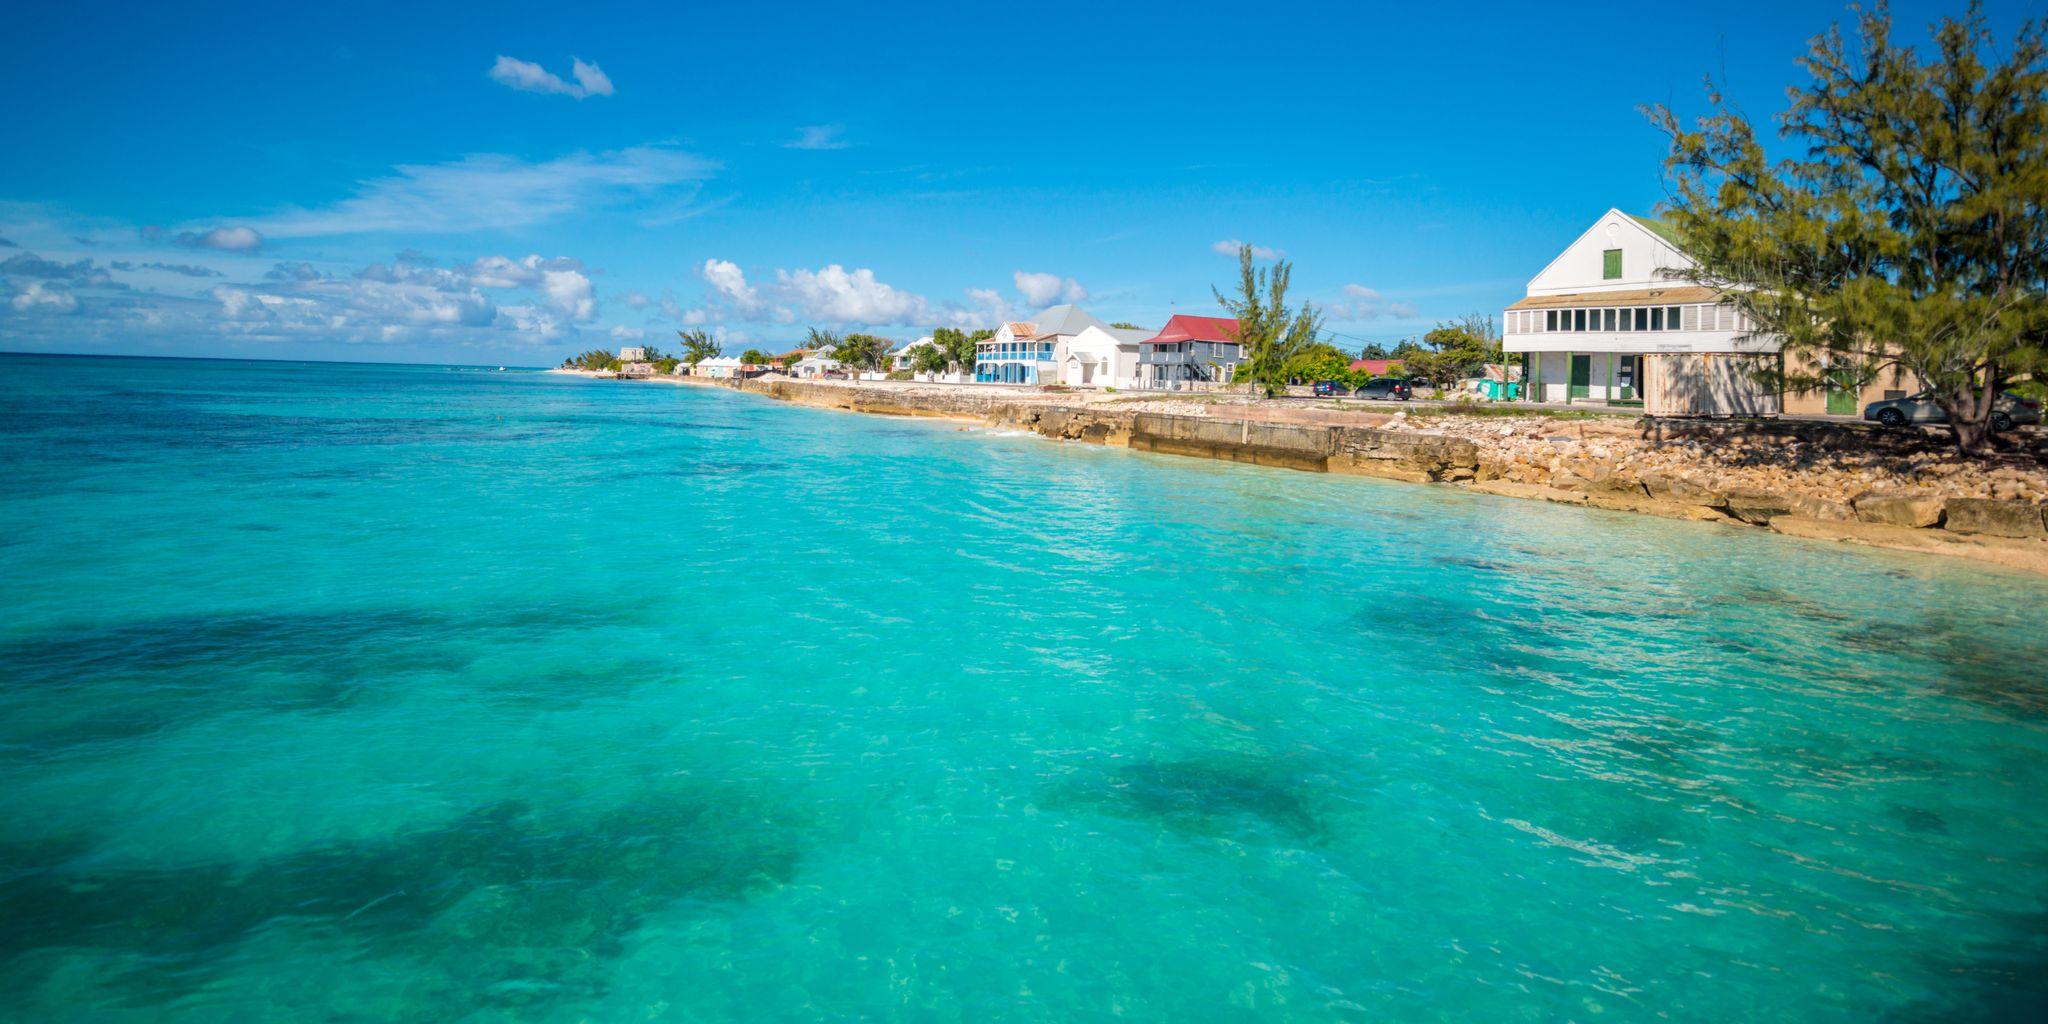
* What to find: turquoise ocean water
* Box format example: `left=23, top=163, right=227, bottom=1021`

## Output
left=1, top=353, right=2045, bottom=1022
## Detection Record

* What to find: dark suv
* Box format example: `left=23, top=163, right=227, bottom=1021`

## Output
left=1354, top=378, right=1412, bottom=401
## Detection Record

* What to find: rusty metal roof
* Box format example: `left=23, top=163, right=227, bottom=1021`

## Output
left=1506, top=285, right=1724, bottom=310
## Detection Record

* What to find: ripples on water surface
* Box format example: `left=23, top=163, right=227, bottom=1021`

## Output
left=1, top=354, right=2045, bottom=1022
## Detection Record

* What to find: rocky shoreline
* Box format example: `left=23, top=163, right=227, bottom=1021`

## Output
left=648, top=373, right=2048, bottom=576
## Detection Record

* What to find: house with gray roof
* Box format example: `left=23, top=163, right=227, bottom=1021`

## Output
left=973, top=305, right=1153, bottom=387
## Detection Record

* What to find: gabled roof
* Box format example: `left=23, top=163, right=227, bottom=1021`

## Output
left=1103, top=327, right=1153, bottom=346
left=1350, top=358, right=1402, bottom=376
left=1627, top=212, right=1687, bottom=248
left=1028, top=304, right=1113, bottom=338
left=1525, top=207, right=1690, bottom=292
left=889, top=335, right=935, bottom=355
left=1143, top=314, right=1241, bottom=346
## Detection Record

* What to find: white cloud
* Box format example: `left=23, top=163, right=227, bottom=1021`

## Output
left=785, top=125, right=849, bottom=150
left=10, top=281, right=77, bottom=313
left=677, top=261, right=1056, bottom=332
left=682, top=260, right=936, bottom=327
left=238, top=146, right=713, bottom=239
left=700, top=258, right=761, bottom=312
left=1212, top=239, right=1284, bottom=260
left=488, top=56, right=615, bottom=99
left=777, top=265, right=928, bottom=324
left=619, top=290, right=650, bottom=310
left=1329, top=284, right=1418, bottom=321
left=184, top=250, right=604, bottom=341
left=174, top=226, right=264, bottom=251
left=609, top=324, right=645, bottom=340
left=538, top=266, right=595, bottom=321
left=1013, top=270, right=1087, bottom=307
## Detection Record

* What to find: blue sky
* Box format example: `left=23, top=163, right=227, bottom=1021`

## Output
left=2, top=0, right=2038, bottom=364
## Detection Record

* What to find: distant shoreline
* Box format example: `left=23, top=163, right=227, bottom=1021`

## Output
left=563, top=371, right=2048, bottom=578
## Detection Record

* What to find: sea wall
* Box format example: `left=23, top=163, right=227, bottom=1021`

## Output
left=705, top=377, right=2048, bottom=575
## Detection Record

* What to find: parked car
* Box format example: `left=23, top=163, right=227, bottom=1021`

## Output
left=1863, top=390, right=2042, bottom=431
left=1353, top=378, right=1413, bottom=401
left=1313, top=380, right=1346, bottom=397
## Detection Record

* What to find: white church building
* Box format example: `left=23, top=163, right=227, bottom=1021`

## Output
left=1503, top=210, right=1782, bottom=416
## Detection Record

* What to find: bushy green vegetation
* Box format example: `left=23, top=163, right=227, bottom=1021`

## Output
left=831, top=333, right=893, bottom=372
left=925, top=327, right=988, bottom=375
left=561, top=349, right=619, bottom=371
left=1395, top=315, right=1505, bottom=386
left=740, top=348, right=774, bottom=365
left=910, top=340, right=950, bottom=375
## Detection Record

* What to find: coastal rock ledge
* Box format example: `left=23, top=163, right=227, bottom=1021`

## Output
left=684, top=377, right=2048, bottom=576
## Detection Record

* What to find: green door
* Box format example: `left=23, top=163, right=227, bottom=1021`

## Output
left=1825, top=370, right=1857, bottom=415
left=1568, top=355, right=1591, bottom=401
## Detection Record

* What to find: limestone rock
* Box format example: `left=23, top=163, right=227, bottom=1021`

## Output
left=1790, top=494, right=1854, bottom=521
left=1639, top=472, right=1726, bottom=506
left=1854, top=493, right=1947, bottom=529
left=1722, top=490, right=1794, bottom=525
left=1942, top=498, right=2048, bottom=539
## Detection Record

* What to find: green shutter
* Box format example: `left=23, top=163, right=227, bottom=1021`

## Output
left=1602, top=249, right=1623, bottom=279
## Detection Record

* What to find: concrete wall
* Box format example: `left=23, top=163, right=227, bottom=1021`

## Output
left=1645, top=353, right=1781, bottom=417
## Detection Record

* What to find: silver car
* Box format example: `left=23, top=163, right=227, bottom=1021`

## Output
left=1863, top=390, right=2042, bottom=431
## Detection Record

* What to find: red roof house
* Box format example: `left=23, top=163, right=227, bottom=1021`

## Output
left=1142, top=315, right=1241, bottom=347
left=1349, top=358, right=1404, bottom=377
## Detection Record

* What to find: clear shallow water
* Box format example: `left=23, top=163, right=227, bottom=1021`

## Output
left=1, top=353, right=2045, bottom=1023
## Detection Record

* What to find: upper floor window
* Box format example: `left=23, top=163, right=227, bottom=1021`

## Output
left=1602, top=249, right=1623, bottom=279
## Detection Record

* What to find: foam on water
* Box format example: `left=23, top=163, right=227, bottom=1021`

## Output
left=2, top=354, right=2045, bottom=1022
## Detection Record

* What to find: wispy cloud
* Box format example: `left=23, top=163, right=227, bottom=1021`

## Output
left=2, top=245, right=615, bottom=348
left=227, top=145, right=715, bottom=239
left=785, top=125, right=849, bottom=150
left=1, top=250, right=122, bottom=288
left=164, top=226, right=264, bottom=251
left=1328, top=284, right=1417, bottom=322
left=487, top=56, right=614, bottom=99
left=1212, top=239, right=1285, bottom=260
left=110, top=260, right=224, bottom=278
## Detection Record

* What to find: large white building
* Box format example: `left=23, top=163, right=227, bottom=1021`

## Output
left=1503, top=210, right=1782, bottom=415
left=974, top=306, right=1151, bottom=387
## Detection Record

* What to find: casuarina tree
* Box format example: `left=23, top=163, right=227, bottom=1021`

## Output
left=1645, top=1, right=2048, bottom=453
left=1214, top=243, right=1322, bottom=398
left=675, top=330, right=722, bottom=367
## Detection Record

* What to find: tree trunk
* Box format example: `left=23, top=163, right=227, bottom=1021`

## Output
left=1938, top=379, right=1997, bottom=456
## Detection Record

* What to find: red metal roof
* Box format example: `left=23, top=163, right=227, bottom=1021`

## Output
left=1142, top=315, right=1241, bottom=346
left=1349, top=359, right=1403, bottom=376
